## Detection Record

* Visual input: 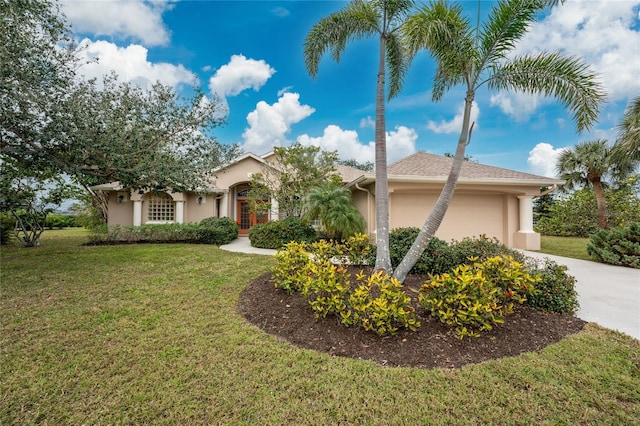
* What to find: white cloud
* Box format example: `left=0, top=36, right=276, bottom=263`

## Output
left=272, top=7, right=290, bottom=17
left=209, top=55, right=276, bottom=98
left=359, top=116, right=375, bottom=129
left=75, top=39, right=196, bottom=88
left=241, top=93, right=315, bottom=154
left=297, top=125, right=417, bottom=164
left=62, top=0, right=172, bottom=46
left=427, top=101, right=480, bottom=134
left=277, top=86, right=293, bottom=97
left=527, top=143, right=568, bottom=177
left=490, top=92, right=541, bottom=122
left=495, top=0, right=640, bottom=119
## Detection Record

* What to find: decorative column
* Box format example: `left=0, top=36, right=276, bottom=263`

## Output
left=133, top=200, right=142, bottom=226
left=270, top=198, right=279, bottom=221
left=517, top=195, right=534, bottom=232
left=514, top=195, right=540, bottom=250
left=175, top=201, right=184, bottom=224
left=219, top=194, right=228, bottom=218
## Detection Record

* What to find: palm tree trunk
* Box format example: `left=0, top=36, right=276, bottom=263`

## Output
left=393, top=91, right=475, bottom=283
left=592, top=178, right=608, bottom=229
left=374, top=33, right=392, bottom=273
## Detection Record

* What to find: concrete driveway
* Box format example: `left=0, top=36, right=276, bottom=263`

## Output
left=522, top=251, right=639, bottom=340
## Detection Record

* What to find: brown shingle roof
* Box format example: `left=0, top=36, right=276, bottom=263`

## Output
left=335, top=164, right=366, bottom=183
left=387, top=152, right=559, bottom=183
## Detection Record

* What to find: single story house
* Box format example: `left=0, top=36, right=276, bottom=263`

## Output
left=93, top=151, right=562, bottom=250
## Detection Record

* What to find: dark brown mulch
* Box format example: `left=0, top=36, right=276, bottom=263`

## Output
left=238, top=266, right=587, bottom=369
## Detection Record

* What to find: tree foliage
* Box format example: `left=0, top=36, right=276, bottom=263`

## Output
left=0, top=161, right=80, bottom=247
left=1, top=0, right=237, bottom=226
left=248, top=143, right=339, bottom=219
left=535, top=183, right=640, bottom=237
left=614, top=96, right=640, bottom=162
left=556, top=140, right=635, bottom=229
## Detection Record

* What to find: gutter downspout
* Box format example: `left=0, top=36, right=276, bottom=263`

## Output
left=535, top=184, right=558, bottom=198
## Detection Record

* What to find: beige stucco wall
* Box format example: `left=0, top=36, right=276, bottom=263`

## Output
left=107, top=191, right=134, bottom=226
left=214, top=157, right=264, bottom=190
left=352, top=180, right=538, bottom=249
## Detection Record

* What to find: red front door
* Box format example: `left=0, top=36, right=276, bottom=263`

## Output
left=237, top=200, right=269, bottom=235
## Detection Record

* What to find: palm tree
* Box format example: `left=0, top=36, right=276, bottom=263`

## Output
left=304, top=0, right=414, bottom=273
left=556, top=139, right=633, bottom=230
left=614, top=96, right=640, bottom=162
left=304, top=184, right=365, bottom=241
left=392, top=0, right=605, bottom=283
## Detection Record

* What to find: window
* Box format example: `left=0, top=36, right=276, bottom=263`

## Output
left=147, top=192, right=174, bottom=222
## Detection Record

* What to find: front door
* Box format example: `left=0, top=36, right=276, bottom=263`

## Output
left=237, top=200, right=269, bottom=235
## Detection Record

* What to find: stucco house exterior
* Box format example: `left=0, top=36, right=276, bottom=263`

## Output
left=93, top=151, right=561, bottom=249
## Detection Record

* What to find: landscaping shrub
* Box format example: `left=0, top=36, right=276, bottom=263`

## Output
left=525, top=258, right=579, bottom=313
left=586, top=222, right=640, bottom=268
left=346, top=270, right=420, bottom=335
left=0, top=214, right=15, bottom=245
left=272, top=241, right=311, bottom=294
left=418, top=255, right=537, bottom=338
left=249, top=217, right=316, bottom=249
left=45, top=213, right=78, bottom=229
left=341, top=233, right=373, bottom=265
left=90, top=223, right=200, bottom=244
left=197, top=217, right=239, bottom=245
left=365, top=227, right=449, bottom=274
left=442, top=235, right=526, bottom=272
left=300, top=258, right=351, bottom=320
left=271, top=239, right=420, bottom=336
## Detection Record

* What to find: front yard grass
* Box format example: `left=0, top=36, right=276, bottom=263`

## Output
left=539, top=235, right=591, bottom=260
left=1, top=230, right=638, bottom=424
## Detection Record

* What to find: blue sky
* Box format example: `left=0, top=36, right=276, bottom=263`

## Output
left=61, top=0, right=640, bottom=177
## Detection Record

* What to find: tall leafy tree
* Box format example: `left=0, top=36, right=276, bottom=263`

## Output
left=248, top=143, right=339, bottom=219
left=556, top=139, right=634, bottom=230
left=393, top=0, right=605, bottom=282
left=1, top=1, right=237, bottom=223
left=304, top=0, right=414, bottom=273
left=614, top=96, right=640, bottom=162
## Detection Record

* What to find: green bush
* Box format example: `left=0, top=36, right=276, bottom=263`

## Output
left=365, top=227, right=449, bottom=274
left=300, top=258, right=351, bottom=320
left=45, top=214, right=78, bottom=229
left=90, top=223, right=200, bottom=244
left=587, top=223, right=640, bottom=268
left=418, top=255, right=537, bottom=339
left=525, top=258, right=579, bottom=313
left=249, top=217, right=317, bottom=249
left=0, top=214, right=15, bottom=245
left=197, top=217, right=239, bottom=245
left=442, top=235, right=526, bottom=272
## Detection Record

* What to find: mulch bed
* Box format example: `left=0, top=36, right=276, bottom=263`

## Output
left=238, top=266, right=586, bottom=369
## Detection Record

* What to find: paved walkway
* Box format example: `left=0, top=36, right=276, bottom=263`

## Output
left=220, top=237, right=639, bottom=340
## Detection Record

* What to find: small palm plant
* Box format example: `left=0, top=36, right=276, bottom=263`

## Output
left=304, top=184, right=366, bottom=242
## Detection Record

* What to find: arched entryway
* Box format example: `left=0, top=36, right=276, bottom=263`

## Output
left=235, top=187, right=269, bottom=235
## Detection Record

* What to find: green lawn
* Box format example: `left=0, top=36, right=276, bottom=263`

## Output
left=539, top=235, right=592, bottom=261
left=2, top=230, right=638, bottom=424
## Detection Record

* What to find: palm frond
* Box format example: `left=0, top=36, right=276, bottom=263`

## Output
left=487, top=52, right=605, bottom=132
left=614, top=96, right=640, bottom=161
left=304, top=0, right=378, bottom=78
left=386, top=32, right=409, bottom=100
left=479, top=0, right=546, bottom=66
left=402, top=1, right=475, bottom=101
